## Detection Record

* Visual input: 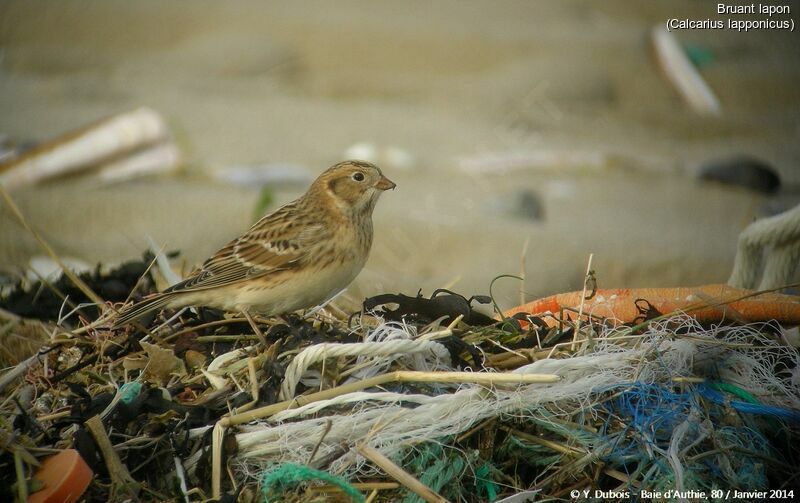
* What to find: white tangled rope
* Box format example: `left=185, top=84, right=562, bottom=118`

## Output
left=233, top=316, right=800, bottom=482
left=729, top=203, right=800, bottom=290
left=279, top=339, right=451, bottom=400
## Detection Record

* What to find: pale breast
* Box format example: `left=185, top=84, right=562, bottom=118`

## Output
left=230, top=247, right=366, bottom=315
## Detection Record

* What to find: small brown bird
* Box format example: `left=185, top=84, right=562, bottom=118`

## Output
left=113, top=160, right=395, bottom=328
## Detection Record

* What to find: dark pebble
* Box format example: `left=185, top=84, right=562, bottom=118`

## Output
left=697, top=155, right=781, bottom=194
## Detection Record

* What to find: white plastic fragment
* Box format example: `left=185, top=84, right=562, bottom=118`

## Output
left=146, top=235, right=183, bottom=287
left=496, top=491, right=540, bottom=503
left=27, top=255, right=92, bottom=282
left=0, top=107, right=171, bottom=189
left=651, top=25, right=721, bottom=116
left=96, top=142, right=182, bottom=184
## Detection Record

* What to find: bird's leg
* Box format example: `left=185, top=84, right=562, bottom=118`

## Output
left=241, top=308, right=267, bottom=346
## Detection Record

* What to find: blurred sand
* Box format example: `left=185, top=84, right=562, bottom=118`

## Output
left=1, top=0, right=799, bottom=308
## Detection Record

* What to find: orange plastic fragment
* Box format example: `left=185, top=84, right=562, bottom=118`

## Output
left=504, top=284, right=800, bottom=328
left=28, top=449, right=92, bottom=503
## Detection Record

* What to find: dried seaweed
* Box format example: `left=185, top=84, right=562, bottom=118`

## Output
left=1, top=252, right=162, bottom=322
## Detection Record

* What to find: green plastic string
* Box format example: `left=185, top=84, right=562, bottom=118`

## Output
left=475, top=463, right=498, bottom=502
left=708, top=381, right=760, bottom=404
left=413, top=454, right=464, bottom=501
left=402, top=444, right=452, bottom=503
left=401, top=442, right=495, bottom=503
left=707, top=379, right=784, bottom=433
left=260, top=463, right=364, bottom=503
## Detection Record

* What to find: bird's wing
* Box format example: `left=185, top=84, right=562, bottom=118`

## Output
left=166, top=206, right=327, bottom=293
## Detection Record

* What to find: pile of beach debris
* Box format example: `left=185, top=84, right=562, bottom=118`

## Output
left=1, top=256, right=799, bottom=503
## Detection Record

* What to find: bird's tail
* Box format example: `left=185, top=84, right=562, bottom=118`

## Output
left=112, top=294, right=173, bottom=329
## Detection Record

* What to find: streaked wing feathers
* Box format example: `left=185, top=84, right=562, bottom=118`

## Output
left=166, top=207, right=326, bottom=293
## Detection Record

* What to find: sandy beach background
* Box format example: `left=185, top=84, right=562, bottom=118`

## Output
left=1, top=0, right=798, bottom=309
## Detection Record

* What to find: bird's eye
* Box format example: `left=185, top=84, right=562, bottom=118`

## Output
left=352, top=172, right=365, bottom=182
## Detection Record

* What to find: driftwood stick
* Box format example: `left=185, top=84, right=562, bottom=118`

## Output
left=357, top=444, right=447, bottom=503
left=85, top=415, right=140, bottom=498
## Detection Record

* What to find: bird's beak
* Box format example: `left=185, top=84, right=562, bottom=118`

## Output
left=375, top=175, right=396, bottom=191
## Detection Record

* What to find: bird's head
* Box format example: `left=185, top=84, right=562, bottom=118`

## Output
left=312, top=160, right=396, bottom=217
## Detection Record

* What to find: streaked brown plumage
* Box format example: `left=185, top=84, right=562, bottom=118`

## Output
left=113, top=160, right=395, bottom=328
